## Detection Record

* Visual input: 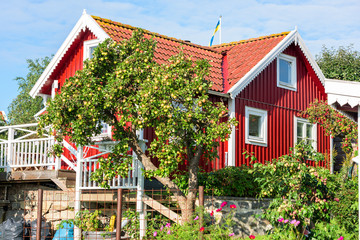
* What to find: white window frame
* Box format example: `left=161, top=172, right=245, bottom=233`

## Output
left=245, top=106, right=268, bottom=147
left=83, top=39, right=101, bottom=60
left=294, top=116, right=317, bottom=150
left=92, top=121, right=112, bottom=142
left=277, top=53, right=297, bottom=91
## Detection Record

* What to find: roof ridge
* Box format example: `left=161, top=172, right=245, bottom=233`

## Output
left=211, top=31, right=291, bottom=49
left=91, top=15, right=222, bottom=55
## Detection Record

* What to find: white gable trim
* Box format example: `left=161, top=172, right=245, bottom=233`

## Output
left=29, top=12, right=110, bottom=98
left=228, top=29, right=325, bottom=98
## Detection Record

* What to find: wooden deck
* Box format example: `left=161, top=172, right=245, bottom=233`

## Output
left=0, top=169, right=76, bottom=191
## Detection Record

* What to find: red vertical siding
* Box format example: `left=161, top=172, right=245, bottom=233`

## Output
left=49, top=29, right=97, bottom=169
left=235, top=43, right=330, bottom=167
left=53, top=29, right=97, bottom=92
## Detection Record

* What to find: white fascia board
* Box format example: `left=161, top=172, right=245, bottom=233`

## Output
left=208, top=90, right=230, bottom=98
left=295, top=33, right=325, bottom=86
left=228, top=29, right=326, bottom=98
left=29, top=12, right=110, bottom=98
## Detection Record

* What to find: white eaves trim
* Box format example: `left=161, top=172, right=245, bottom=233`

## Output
left=228, top=29, right=326, bottom=99
left=29, top=10, right=110, bottom=98
left=326, top=78, right=360, bottom=108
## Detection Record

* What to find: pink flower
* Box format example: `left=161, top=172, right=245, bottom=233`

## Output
left=194, top=216, right=199, bottom=221
left=284, top=219, right=289, bottom=223
left=153, top=231, right=157, bottom=237
left=249, top=235, right=256, bottom=239
left=221, top=201, right=228, bottom=208
left=167, top=229, right=171, bottom=235
left=165, top=222, right=171, bottom=228
left=229, top=233, right=235, bottom=236
left=278, top=218, right=284, bottom=223
left=337, top=237, right=344, bottom=240
left=199, top=227, right=205, bottom=232
left=160, top=225, right=164, bottom=231
left=291, top=220, right=300, bottom=227
left=216, top=208, right=222, bottom=212
left=334, top=198, right=339, bottom=202
left=230, top=204, right=237, bottom=209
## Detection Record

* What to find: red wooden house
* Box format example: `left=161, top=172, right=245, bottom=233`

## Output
left=29, top=11, right=330, bottom=172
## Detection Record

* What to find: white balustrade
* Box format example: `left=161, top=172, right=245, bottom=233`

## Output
left=79, top=157, right=140, bottom=190
left=0, top=123, right=55, bottom=170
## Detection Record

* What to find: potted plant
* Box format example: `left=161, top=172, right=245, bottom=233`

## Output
left=74, top=210, right=116, bottom=240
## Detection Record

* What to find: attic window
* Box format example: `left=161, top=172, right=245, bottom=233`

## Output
left=277, top=53, right=297, bottom=91
left=83, top=39, right=101, bottom=60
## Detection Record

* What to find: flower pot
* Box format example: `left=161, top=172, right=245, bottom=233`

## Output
left=83, top=231, right=116, bottom=240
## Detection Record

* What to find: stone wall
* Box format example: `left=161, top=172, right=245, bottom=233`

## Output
left=0, top=183, right=76, bottom=234
left=204, top=196, right=272, bottom=238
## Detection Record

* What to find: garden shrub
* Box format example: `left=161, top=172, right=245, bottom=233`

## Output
left=248, top=141, right=358, bottom=239
left=198, top=166, right=259, bottom=198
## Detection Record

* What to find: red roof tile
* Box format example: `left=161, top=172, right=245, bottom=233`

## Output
left=92, top=16, right=290, bottom=93
left=212, top=32, right=290, bottom=89
left=92, top=16, right=224, bottom=92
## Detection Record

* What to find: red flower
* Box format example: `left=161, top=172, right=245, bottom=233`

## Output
left=249, top=235, right=256, bottom=239
left=210, top=211, right=214, bottom=216
left=220, top=201, right=227, bottom=208
left=216, top=208, right=222, bottom=212
left=199, top=227, right=205, bottom=232
left=230, top=204, right=237, bottom=209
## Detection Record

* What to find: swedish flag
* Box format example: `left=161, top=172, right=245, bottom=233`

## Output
left=209, top=18, right=221, bottom=47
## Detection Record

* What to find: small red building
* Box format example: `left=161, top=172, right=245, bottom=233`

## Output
left=30, top=12, right=330, bottom=171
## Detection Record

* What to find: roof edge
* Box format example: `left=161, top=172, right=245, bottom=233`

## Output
left=228, top=29, right=326, bottom=98
left=29, top=12, right=110, bottom=98
left=228, top=29, right=297, bottom=98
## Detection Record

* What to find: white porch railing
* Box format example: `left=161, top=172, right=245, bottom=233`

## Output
left=0, top=123, right=55, bottom=171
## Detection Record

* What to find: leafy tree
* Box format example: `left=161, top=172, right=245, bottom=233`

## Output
left=39, top=29, right=237, bottom=221
left=7, top=57, right=51, bottom=125
left=316, top=45, right=360, bottom=81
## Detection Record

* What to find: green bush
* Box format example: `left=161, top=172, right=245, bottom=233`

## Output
left=198, top=166, right=259, bottom=198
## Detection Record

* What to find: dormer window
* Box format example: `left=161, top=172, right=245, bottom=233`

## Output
left=277, top=53, right=297, bottom=91
left=83, top=39, right=101, bottom=60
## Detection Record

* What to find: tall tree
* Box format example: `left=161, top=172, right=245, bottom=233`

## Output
left=316, top=45, right=360, bottom=81
left=40, top=30, right=237, bottom=221
left=7, top=57, right=51, bottom=124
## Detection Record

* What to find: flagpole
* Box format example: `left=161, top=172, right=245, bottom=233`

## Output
left=219, top=15, right=222, bottom=45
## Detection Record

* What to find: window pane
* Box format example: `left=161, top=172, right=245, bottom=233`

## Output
left=249, top=114, right=261, bottom=137
left=297, top=122, right=304, bottom=137
left=279, top=58, right=292, bottom=84
left=89, top=46, right=97, bottom=59
left=306, top=124, right=312, bottom=138
left=101, top=122, right=108, bottom=134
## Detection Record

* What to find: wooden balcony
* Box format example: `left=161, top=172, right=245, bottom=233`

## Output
left=0, top=123, right=143, bottom=192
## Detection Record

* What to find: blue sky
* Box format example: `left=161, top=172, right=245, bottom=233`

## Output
left=1, top=0, right=360, bottom=115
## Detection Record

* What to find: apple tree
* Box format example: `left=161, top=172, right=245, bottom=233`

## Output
left=39, top=29, right=237, bottom=221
